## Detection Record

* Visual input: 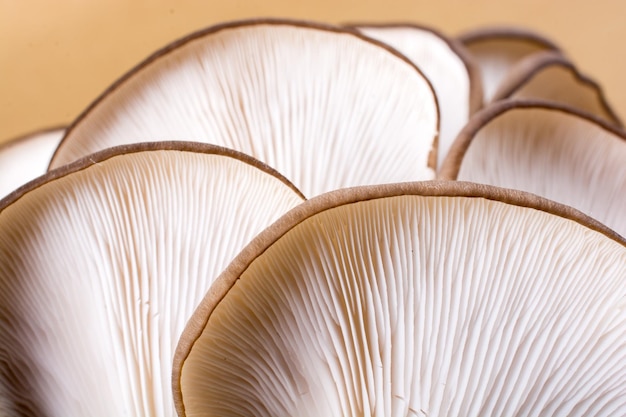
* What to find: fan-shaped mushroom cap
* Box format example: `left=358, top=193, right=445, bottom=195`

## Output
left=458, top=26, right=560, bottom=102
left=50, top=19, right=439, bottom=197
left=492, top=51, right=621, bottom=126
left=350, top=23, right=482, bottom=169
left=0, top=127, right=65, bottom=198
left=0, top=142, right=304, bottom=416
left=174, top=181, right=626, bottom=417
left=441, top=100, right=626, bottom=237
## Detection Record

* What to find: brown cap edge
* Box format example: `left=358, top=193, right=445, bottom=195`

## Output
left=172, top=177, right=626, bottom=416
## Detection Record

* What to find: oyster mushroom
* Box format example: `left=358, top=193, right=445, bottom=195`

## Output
left=174, top=181, right=626, bottom=416
left=349, top=23, right=482, bottom=169
left=0, top=142, right=304, bottom=416
left=458, top=26, right=560, bottom=102
left=441, top=100, right=626, bottom=237
left=0, top=126, right=65, bottom=198
left=50, top=19, right=439, bottom=197
left=492, top=51, right=621, bottom=126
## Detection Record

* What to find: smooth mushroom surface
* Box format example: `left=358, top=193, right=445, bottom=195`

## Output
left=0, top=127, right=65, bottom=198
left=175, top=182, right=626, bottom=417
left=441, top=101, right=626, bottom=237
left=0, top=142, right=305, bottom=417
left=458, top=26, right=560, bottom=102
left=351, top=23, right=482, bottom=169
left=492, top=51, right=621, bottom=126
left=50, top=19, right=439, bottom=197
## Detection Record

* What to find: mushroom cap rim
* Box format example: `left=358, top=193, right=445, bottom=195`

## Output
left=1, top=140, right=306, bottom=212
left=439, top=98, right=626, bottom=181
left=50, top=17, right=441, bottom=172
left=345, top=21, right=484, bottom=113
left=491, top=51, right=621, bottom=126
left=457, top=25, right=562, bottom=51
left=172, top=178, right=626, bottom=416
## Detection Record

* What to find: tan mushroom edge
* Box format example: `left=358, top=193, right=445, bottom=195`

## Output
left=171, top=178, right=626, bottom=417
left=345, top=21, right=484, bottom=114
left=51, top=17, right=440, bottom=174
left=491, top=51, right=622, bottom=126
left=457, top=25, right=561, bottom=52
left=438, top=99, right=626, bottom=181
left=0, top=140, right=306, bottom=213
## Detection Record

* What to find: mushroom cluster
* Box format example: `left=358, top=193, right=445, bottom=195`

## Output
left=1, top=18, right=625, bottom=417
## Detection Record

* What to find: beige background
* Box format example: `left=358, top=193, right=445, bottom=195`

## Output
left=2, top=0, right=625, bottom=142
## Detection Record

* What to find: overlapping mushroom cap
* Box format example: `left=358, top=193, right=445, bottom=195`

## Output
left=174, top=182, right=626, bottom=417
left=441, top=100, right=626, bottom=237
left=50, top=19, right=439, bottom=197
left=458, top=26, right=561, bottom=102
left=350, top=23, right=482, bottom=168
left=491, top=52, right=621, bottom=125
left=2, top=16, right=626, bottom=417
left=0, top=142, right=304, bottom=416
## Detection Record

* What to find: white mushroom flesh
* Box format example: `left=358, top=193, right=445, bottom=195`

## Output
left=357, top=26, right=471, bottom=169
left=455, top=107, right=626, bottom=237
left=0, top=148, right=304, bottom=416
left=180, top=193, right=626, bottom=416
left=51, top=23, right=439, bottom=197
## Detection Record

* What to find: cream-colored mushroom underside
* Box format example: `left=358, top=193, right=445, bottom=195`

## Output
left=182, top=195, right=626, bottom=417
left=0, top=150, right=304, bottom=417
left=357, top=26, right=470, bottom=169
left=456, top=108, right=626, bottom=237
left=52, top=24, right=438, bottom=197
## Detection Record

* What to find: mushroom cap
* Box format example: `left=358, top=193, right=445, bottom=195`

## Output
left=458, top=26, right=560, bottom=102
left=351, top=23, right=482, bottom=170
left=50, top=18, right=439, bottom=197
left=0, top=126, right=65, bottom=198
left=0, top=142, right=304, bottom=416
left=175, top=181, right=626, bottom=417
left=492, top=51, right=621, bottom=126
left=441, top=100, right=626, bottom=237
